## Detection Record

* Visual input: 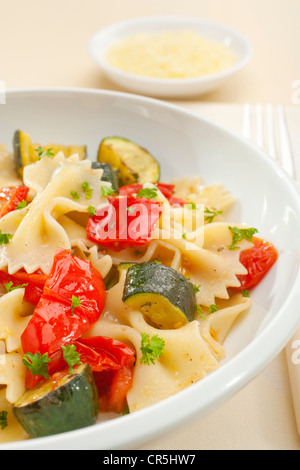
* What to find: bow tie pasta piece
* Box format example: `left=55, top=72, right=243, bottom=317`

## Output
left=0, top=288, right=33, bottom=352
left=0, top=156, right=111, bottom=275
left=199, top=293, right=253, bottom=361
left=0, top=352, right=27, bottom=403
left=0, top=388, right=28, bottom=443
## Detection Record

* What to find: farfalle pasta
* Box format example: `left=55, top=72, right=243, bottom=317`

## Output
left=0, top=136, right=278, bottom=442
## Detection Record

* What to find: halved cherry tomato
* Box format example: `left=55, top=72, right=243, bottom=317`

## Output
left=24, top=336, right=136, bottom=413
left=0, top=269, right=48, bottom=305
left=94, top=366, right=134, bottom=413
left=87, top=195, right=163, bottom=251
left=0, top=186, right=29, bottom=218
left=75, top=337, right=135, bottom=413
left=235, top=237, right=278, bottom=291
left=21, top=249, right=107, bottom=356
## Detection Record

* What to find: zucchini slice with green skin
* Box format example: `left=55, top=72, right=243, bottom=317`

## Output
left=122, top=262, right=196, bottom=329
left=13, top=130, right=87, bottom=176
left=13, top=130, right=37, bottom=175
left=12, top=363, right=98, bottom=438
left=92, top=161, right=119, bottom=193
left=97, top=137, right=160, bottom=186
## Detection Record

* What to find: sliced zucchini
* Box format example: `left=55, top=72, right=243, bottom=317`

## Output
left=118, top=262, right=137, bottom=271
left=97, top=137, right=160, bottom=186
left=103, top=265, right=119, bottom=290
left=42, top=143, right=87, bottom=160
left=13, top=130, right=87, bottom=176
left=12, top=363, right=98, bottom=438
left=122, top=262, right=196, bottom=329
left=92, top=161, right=119, bottom=193
left=13, top=130, right=38, bottom=173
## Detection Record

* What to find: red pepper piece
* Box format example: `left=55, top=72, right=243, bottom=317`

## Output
left=25, top=336, right=136, bottom=414
left=21, top=249, right=106, bottom=356
left=0, top=186, right=29, bottom=218
left=235, top=237, right=278, bottom=291
left=87, top=195, right=163, bottom=251
left=0, top=269, right=47, bottom=305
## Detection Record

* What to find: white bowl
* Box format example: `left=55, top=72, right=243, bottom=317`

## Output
left=88, top=17, right=252, bottom=98
left=1, top=88, right=300, bottom=450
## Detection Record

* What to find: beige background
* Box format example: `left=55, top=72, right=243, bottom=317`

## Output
left=1, top=0, right=300, bottom=451
left=1, top=0, right=299, bottom=106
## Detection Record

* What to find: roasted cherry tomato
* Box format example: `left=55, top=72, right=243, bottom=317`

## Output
left=0, top=186, right=29, bottom=218
left=235, top=237, right=278, bottom=291
left=21, top=249, right=107, bottom=356
left=87, top=195, right=163, bottom=251
left=25, top=336, right=136, bottom=413
left=0, top=269, right=48, bottom=305
left=75, top=337, right=135, bottom=413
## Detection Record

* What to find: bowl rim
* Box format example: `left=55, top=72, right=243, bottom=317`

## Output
left=1, top=86, right=300, bottom=450
left=87, top=16, right=253, bottom=86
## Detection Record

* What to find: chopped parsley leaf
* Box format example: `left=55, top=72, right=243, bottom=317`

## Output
left=137, top=187, right=158, bottom=200
left=61, top=344, right=82, bottom=373
left=208, top=304, right=218, bottom=314
left=140, top=333, right=165, bottom=365
left=22, top=352, right=50, bottom=378
left=241, top=289, right=250, bottom=297
left=71, top=295, right=81, bottom=315
left=101, top=185, right=115, bottom=197
left=204, top=207, right=223, bottom=223
left=87, top=205, right=96, bottom=217
left=187, top=202, right=197, bottom=210
left=35, top=146, right=55, bottom=159
left=0, top=231, right=13, bottom=245
left=82, top=181, right=93, bottom=200
left=5, top=281, right=28, bottom=293
left=228, top=226, right=258, bottom=250
left=70, top=190, right=80, bottom=200
left=15, top=200, right=27, bottom=210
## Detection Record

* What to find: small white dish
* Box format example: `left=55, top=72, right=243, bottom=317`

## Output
left=88, top=16, right=252, bottom=98
left=1, top=88, right=300, bottom=450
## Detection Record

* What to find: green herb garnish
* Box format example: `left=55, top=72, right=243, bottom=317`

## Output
left=22, top=352, right=51, bottom=378
left=241, top=289, right=250, bottom=297
left=71, top=295, right=81, bottom=315
left=127, top=205, right=136, bottom=214
left=0, top=231, right=13, bottom=245
left=15, top=200, right=27, bottom=210
left=208, top=304, right=218, bottom=314
left=82, top=181, right=93, bottom=200
left=140, top=333, right=165, bottom=365
left=87, top=205, right=96, bottom=217
left=5, top=281, right=28, bottom=293
left=204, top=207, right=223, bottom=223
left=228, top=226, right=258, bottom=250
left=101, top=185, right=115, bottom=197
left=137, top=187, right=158, bottom=200
left=187, top=202, right=197, bottom=210
left=61, top=344, right=82, bottom=373
left=35, top=146, right=55, bottom=159
left=70, top=190, right=80, bottom=200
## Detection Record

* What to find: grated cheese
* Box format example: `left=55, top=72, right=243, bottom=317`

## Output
left=106, top=31, right=237, bottom=79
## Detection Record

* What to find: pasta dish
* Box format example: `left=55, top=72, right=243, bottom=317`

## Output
left=0, top=132, right=277, bottom=442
